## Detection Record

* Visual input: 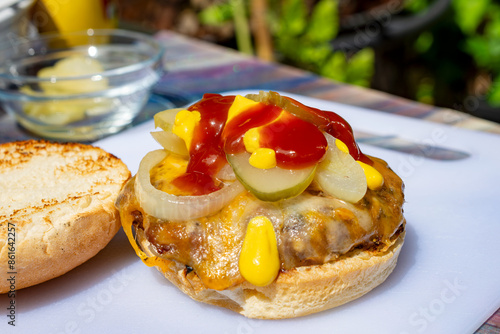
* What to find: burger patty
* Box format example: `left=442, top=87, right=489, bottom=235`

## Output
left=116, top=157, right=405, bottom=291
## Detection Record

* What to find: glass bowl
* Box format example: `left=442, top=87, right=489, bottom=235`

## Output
left=0, top=0, right=36, bottom=46
left=0, top=29, right=164, bottom=141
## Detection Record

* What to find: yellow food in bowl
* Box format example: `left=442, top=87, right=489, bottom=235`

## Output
left=22, top=55, right=112, bottom=125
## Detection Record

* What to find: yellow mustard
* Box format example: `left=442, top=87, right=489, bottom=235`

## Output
left=227, top=95, right=259, bottom=123
left=249, top=148, right=276, bottom=169
left=239, top=216, right=280, bottom=286
left=172, top=109, right=201, bottom=152
left=335, top=139, right=349, bottom=154
left=336, top=139, right=384, bottom=190
left=243, top=122, right=277, bottom=169
left=243, top=127, right=260, bottom=153
left=357, top=161, right=384, bottom=190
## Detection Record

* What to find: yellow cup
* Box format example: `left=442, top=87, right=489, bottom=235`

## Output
left=34, top=0, right=117, bottom=34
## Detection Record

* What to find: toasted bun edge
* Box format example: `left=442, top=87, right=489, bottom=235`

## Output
left=138, top=228, right=405, bottom=319
left=0, top=140, right=131, bottom=293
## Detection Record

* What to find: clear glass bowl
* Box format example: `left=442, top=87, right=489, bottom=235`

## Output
left=0, top=0, right=36, bottom=46
left=0, top=29, right=164, bottom=141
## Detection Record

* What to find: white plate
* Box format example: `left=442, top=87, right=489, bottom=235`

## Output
left=2, top=91, right=499, bottom=334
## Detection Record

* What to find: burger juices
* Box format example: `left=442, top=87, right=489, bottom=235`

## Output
left=116, top=91, right=405, bottom=318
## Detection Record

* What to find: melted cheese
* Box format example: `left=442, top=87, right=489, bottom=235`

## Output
left=149, top=154, right=189, bottom=196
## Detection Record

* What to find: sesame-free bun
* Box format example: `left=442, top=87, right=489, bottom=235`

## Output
left=116, top=152, right=406, bottom=319
left=137, top=224, right=404, bottom=319
left=0, top=140, right=130, bottom=293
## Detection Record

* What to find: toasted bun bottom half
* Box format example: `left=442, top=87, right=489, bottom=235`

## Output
left=137, top=228, right=405, bottom=319
left=0, top=140, right=131, bottom=293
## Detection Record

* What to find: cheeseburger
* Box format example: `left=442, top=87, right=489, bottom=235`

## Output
left=116, top=91, right=405, bottom=319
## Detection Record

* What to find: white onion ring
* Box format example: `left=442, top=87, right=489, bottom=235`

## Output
left=135, top=149, right=245, bottom=221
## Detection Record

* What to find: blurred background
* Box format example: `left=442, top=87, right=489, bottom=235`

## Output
left=4, top=0, right=500, bottom=123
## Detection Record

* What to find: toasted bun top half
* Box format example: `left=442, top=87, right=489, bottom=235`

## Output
left=0, top=140, right=130, bottom=292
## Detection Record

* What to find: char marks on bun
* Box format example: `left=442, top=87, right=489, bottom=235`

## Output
left=0, top=140, right=130, bottom=293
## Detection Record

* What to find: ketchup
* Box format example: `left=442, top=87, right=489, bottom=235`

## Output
left=222, top=103, right=282, bottom=154
left=171, top=94, right=234, bottom=195
left=281, top=96, right=372, bottom=165
left=222, top=103, right=327, bottom=169
left=171, top=93, right=371, bottom=195
left=261, top=112, right=327, bottom=169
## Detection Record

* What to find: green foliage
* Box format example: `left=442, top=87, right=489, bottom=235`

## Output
left=414, top=31, right=433, bottom=54
left=453, top=0, right=490, bottom=35
left=463, top=4, right=500, bottom=72
left=273, top=0, right=373, bottom=87
left=198, top=2, right=234, bottom=25
left=278, top=0, right=307, bottom=37
left=199, top=0, right=253, bottom=55
left=304, top=0, right=339, bottom=43
left=408, top=0, right=500, bottom=109
left=415, top=78, right=435, bottom=105
left=198, top=0, right=500, bottom=112
left=321, top=49, right=374, bottom=87
left=232, top=0, right=253, bottom=54
left=199, top=0, right=374, bottom=87
left=488, top=75, right=500, bottom=105
left=404, top=0, right=432, bottom=13
left=454, top=0, right=500, bottom=106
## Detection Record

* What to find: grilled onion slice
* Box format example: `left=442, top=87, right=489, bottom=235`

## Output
left=135, top=149, right=244, bottom=221
left=314, top=133, right=367, bottom=203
